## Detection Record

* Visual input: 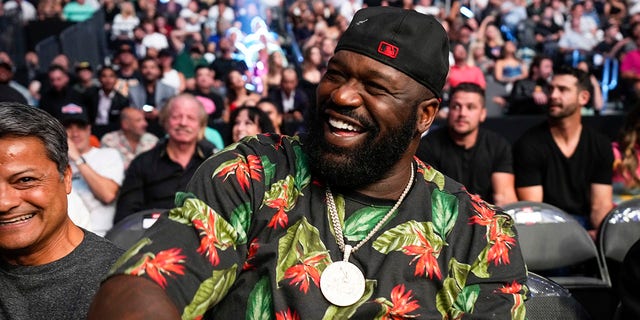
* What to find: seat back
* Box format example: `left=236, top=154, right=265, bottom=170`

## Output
left=598, top=199, right=640, bottom=263
left=105, top=209, right=164, bottom=250
left=525, top=272, right=591, bottom=320
left=503, top=201, right=610, bottom=288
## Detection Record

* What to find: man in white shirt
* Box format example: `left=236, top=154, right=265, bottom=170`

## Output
left=61, top=104, right=124, bottom=236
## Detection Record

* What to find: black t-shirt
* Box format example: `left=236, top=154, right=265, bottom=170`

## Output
left=416, top=128, right=513, bottom=204
left=0, top=84, right=27, bottom=104
left=513, top=122, right=613, bottom=218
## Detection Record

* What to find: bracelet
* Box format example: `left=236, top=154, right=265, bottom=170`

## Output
left=75, top=156, right=86, bottom=166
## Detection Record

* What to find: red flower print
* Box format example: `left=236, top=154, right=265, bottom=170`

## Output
left=216, top=154, right=262, bottom=191
left=275, top=308, right=300, bottom=320
left=468, top=198, right=496, bottom=226
left=402, top=227, right=442, bottom=280
left=193, top=208, right=221, bottom=266
left=376, top=284, right=421, bottom=319
left=487, top=224, right=516, bottom=266
left=243, top=238, right=260, bottom=271
left=497, top=280, right=523, bottom=294
left=129, top=248, right=186, bottom=288
left=265, top=191, right=289, bottom=229
left=283, top=254, right=326, bottom=293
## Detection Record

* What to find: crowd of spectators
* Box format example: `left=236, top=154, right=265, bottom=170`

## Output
left=1, top=0, right=640, bottom=248
left=2, top=0, right=640, bottom=318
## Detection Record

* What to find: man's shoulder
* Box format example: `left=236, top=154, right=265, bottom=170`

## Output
left=130, top=141, right=166, bottom=165
left=82, top=230, right=124, bottom=260
left=514, top=121, right=548, bottom=145
left=100, top=130, right=124, bottom=143
left=477, top=128, right=510, bottom=145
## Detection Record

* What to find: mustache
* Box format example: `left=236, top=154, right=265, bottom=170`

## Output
left=174, top=126, right=195, bottom=133
left=320, top=101, right=376, bottom=130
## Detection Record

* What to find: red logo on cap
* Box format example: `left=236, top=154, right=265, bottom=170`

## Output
left=377, top=41, right=399, bottom=59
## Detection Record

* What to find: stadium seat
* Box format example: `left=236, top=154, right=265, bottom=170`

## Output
left=598, top=199, right=640, bottom=288
left=525, top=272, right=591, bottom=320
left=105, top=208, right=165, bottom=250
left=503, top=201, right=616, bottom=320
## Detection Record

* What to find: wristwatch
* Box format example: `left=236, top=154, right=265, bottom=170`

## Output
left=75, top=156, right=87, bottom=166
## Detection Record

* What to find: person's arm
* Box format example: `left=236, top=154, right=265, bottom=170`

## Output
left=68, top=140, right=120, bottom=204
left=88, top=275, right=181, bottom=320
left=494, top=60, right=506, bottom=83
left=491, top=172, right=518, bottom=207
left=590, top=183, right=613, bottom=231
left=590, top=75, right=604, bottom=112
left=114, top=158, right=146, bottom=223
left=516, top=185, right=543, bottom=202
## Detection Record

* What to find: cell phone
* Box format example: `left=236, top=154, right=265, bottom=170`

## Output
left=460, top=6, right=474, bottom=19
left=142, top=104, right=155, bottom=112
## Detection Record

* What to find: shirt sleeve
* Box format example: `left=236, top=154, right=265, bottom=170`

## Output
left=445, top=191, right=529, bottom=319
left=590, top=132, right=614, bottom=185
left=114, top=157, right=146, bottom=223
left=107, top=137, right=275, bottom=318
left=513, top=134, right=544, bottom=187
left=492, top=135, right=514, bottom=174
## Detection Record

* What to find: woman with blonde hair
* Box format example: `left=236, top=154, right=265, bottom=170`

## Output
left=613, top=107, right=640, bottom=202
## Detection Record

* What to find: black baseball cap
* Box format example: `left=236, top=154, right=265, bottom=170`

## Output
left=334, top=7, right=450, bottom=99
left=60, top=103, right=90, bottom=126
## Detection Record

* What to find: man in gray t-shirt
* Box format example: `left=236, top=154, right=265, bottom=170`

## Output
left=0, top=104, right=123, bottom=319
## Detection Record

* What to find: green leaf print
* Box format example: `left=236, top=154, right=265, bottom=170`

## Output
left=174, top=191, right=195, bottom=207
left=372, top=221, right=444, bottom=254
left=182, top=264, right=238, bottom=320
left=275, top=217, right=330, bottom=285
left=263, top=175, right=301, bottom=211
left=260, top=155, right=277, bottom=187
left=108, top=237, right=152, bottom=274
left=321, top=280, right=377, bottom=320
left=454, top=284, right=480, bottom=314
left=418, top=162, right=446, bottom=190
left=431, top=189, right=459, bottom=239
left=344, top=206, right=393, bottom=242
left=292, top=144, right=311, bottom=190
left=230, top=202, right=252, bottom=245
left=471, top=247, right=491, bottom=279
left=436, top=258, right=472, bottom=318
left=436, top=277, right=460, bottom=317
left=449, top=258, right=472, bottom=288
left=168, top=197, right=211, bottom=226
left=246, top=276, right=274, bottom=320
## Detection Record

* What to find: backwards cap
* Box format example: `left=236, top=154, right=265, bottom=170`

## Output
left=334, top=7, right=450, bottom=99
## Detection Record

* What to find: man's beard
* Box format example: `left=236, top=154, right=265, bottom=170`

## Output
left=302, top=104, right=418, bottom=189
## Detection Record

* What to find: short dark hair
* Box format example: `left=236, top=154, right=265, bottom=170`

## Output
left=529, top=54, right=552, bottom=75
left=450, top=82, right=485, bottom=99
left=229, top=106, right=276, bottom=139
left=0, top=103, right=68, bottom=177
left=194, top=64, right=212, bottom=74
left=98, top=65, right=117, bottom=77
left=554, top=66, right=593, bottom=94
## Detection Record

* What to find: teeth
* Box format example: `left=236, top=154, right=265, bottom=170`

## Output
left=328, top=118, right=360, bottom=132
left=0, top=214, right=35, bottom=225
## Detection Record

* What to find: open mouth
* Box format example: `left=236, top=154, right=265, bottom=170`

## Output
left=0, top=213, right=35, bottom=226
left=328, top=117, right=364, bottom=136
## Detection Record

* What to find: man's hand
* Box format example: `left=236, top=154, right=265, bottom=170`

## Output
left=67, top=137, right=81, bottom=162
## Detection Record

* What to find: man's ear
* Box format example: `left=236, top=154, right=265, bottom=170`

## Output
left=578, top=89, right=591, bottom=107
left=417, top=98, right=439, bottom=135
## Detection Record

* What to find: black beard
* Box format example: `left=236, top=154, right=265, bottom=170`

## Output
left=302, top=104, right=417, bottom=189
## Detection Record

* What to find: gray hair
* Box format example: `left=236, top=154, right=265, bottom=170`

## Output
left=0, top=103, right=68, bottom=177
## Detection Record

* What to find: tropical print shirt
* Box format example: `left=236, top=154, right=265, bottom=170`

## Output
left=109, top=134, right=528, bottom=319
